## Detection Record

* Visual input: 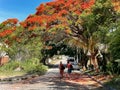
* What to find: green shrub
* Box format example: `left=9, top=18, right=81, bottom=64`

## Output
left=27, top=63, right=47, bottom=75
left=21, top=58, right=39, bottom=71
left=20, top=58, right=48, bottom=75
left=107, top=60, right=120, bottom=75
left=106, top=61, right=114, bottom=75
left=0, top=61, right=20, bottom=72
left=0, top=58, right=48, bottom=76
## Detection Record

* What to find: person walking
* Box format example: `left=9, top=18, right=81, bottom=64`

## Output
left=59, top=61, right=65, bottom=78
left=66, top=60, right=73, bottom=79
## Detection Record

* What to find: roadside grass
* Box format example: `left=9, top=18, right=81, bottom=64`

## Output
left=0, top=71, right=25, bottom=78
left=0, top=58, right=48, bottom=78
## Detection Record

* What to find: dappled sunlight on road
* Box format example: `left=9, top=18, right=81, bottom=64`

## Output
left=62, top=72, right=112, bottom=89
left=0, top=55, right=112, bottom=90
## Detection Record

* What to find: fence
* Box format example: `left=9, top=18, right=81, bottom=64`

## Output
left=0, top=56, right=9, bottom=66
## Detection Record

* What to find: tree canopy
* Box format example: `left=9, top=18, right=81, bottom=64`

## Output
left=0, top=0, right=119, bottom=70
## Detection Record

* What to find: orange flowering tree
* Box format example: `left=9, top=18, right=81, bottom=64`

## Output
left=0, top=0, right=119, bottom=67
left=19, top=0, right=95, bottom=56
left=19, top=0, right=119, bottom=69
left=0, top=18, right=23, bottom=59
left=0, top=18, right=19, bottom=59
left=16, top=0, right=90, bottom=63
left=0, top=18, right=43, bottom=60
left=0, top=18, right=19, bottom=46
left=0, top=18, right=18, bottom=40
left=112, top=0, right=120, bottom=13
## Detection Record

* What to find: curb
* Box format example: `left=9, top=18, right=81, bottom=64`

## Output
left=0, top=74, right=39, bottom=83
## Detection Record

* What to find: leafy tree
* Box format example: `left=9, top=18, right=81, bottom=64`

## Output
left=0, top=18, right=43, bottom=61
left=0, top=0, right=119, bottom=72
left=19, top=0, right=118, bottom=71
left=19, top=0, right=94, bottom=62
left=0, top=18, right=19, bottom=59
left=0, top=18, right=18, bottom=42
left=109, top=21, right=120, bottom=60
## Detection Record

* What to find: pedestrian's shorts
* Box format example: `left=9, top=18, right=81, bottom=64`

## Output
left=68, top=69, right=72, bottom=74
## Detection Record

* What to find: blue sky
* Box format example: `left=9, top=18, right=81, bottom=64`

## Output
left=0, top=0, right=51, bottom=23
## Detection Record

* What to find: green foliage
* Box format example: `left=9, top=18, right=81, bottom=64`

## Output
left=21, top=58, right=48, bottom=75
left=109, top=28, right=120, bottom=60
left=21, top=58, right=40, bottom=71
left=106, top=61, right=115, bottom=75
left=105, top=5, right=120, bottom=75
left=0, top=0, right=120, bottom=77
left=0, top=58, right=47, bottom=75
left=0, top=60, right=20, bottom=71
left=27, top=64, right=47, bottom=75
left=41, top=42, right=76, bottom=58
left=107, top=59, right=120, bottom=75
left=0, top=23, right=5, bottom=30
left=115, top=59, right=120, bottom=72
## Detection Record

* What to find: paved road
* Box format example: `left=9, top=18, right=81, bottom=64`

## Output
left=0, top=57, right=106, bottom=90
left=0, top=68, right=90, bottom=90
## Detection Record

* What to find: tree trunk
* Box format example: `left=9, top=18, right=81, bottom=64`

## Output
left=91, top=53, right=99, bottom=72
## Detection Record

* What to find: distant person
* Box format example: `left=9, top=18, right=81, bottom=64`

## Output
left=67, top=60, right=73, bottom=79
left=59, top=61, right=65, bottom=78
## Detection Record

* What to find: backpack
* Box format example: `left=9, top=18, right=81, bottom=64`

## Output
left=70, top=64, right=73, bottom=70
left=61, top=65, right=65, bottom=70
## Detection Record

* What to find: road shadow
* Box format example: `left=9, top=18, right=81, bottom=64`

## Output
left=17, top=72, right=109, bottom=90
left=0, top=64, right=112, bottom=90
left=24, top=75, right=90, bottom=90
